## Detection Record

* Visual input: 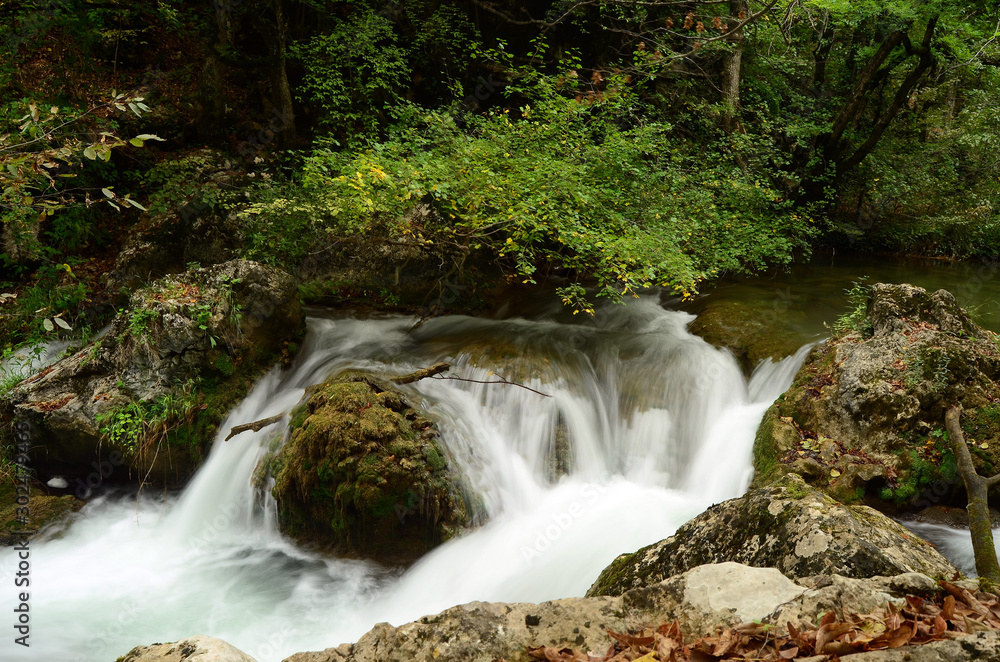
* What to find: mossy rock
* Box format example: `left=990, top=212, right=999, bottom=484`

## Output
left=266, top=373, right=468, bottom=563
left=586, top=478, right=957, bottom=597
left=0, top=481, right=82, bottom=545
left=751, top=283, right=1000, bottom=511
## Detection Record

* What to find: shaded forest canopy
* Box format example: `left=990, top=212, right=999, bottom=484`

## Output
left=1, top=0, right=1000, bottom=343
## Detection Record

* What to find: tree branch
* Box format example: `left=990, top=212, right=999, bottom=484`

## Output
left=390, top=362, right=451, bottom=385
left=945, top=404, right=1000, bottom=586
left=225, top=413, right=285, bottom=441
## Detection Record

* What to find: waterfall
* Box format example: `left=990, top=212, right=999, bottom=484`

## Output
left=0, top=297, right=807, bottom=661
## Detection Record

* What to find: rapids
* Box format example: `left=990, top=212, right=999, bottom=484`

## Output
left=0, top=297, right=808, bottom=661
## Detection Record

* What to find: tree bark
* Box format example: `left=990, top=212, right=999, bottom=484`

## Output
left=720, top=0, right=748, bottom=133
left=945, top=405, right=1000, bottom=586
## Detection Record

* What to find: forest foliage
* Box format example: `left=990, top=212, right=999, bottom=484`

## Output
left=1, top=0, right=999, bottom=339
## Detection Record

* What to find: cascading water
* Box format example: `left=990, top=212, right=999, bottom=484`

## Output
left=0, top=297, right=808, bottom=661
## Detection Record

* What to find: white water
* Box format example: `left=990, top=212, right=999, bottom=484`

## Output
left=901, top=521, right=1000, bottom=577
left=0, top=298, right=807, bottom=661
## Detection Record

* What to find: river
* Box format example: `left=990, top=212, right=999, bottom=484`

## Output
left=3, top=254, right=999, bottom=660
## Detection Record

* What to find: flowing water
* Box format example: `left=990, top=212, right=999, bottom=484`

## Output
left=0, top=296, right=809, bottom=661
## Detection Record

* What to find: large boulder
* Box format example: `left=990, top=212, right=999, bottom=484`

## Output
left=280, top=564, right=988, bottom=662
left=281, top=563, right=808, bottom=662
left=751, top=283, right=1000, bottom=507
left=262, top=373, right=468, bottom=563
left=0, top=260, right=302, bottom=488
left=586, top=479, right=957, bottom=597
left=118, top=635, right=257, bottom=662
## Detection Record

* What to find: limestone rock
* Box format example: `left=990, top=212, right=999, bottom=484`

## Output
left=282, top=563, right=813, bottom=662
left=281, top=564, right=997, bottom=662
left=119, top=635, right=257, bottom=662
left=0, top=260, right=302, bottom=489
left=751, top=283, right=1000, bottom=507
left=586, top=481, right=957, bottom=597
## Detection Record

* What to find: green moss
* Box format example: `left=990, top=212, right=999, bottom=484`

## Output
left=0, top=482, right=82, bottom=543
left=213, top=353, right=235, bottom=376
left=266, top=373, right=468, bottom=562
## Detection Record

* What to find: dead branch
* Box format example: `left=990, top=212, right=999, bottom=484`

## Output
left=225, top=413, right=286, bottom=441
left=431, top=374, right=551, bottom=398
left=391, top=362, right=451, bottom=385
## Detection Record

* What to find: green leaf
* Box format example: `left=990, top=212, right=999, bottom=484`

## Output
left=102, top=188, right=114, bottom=198
left=43, top=318, right=54, bottom=332
left=83, top=146, right=97, bottom=160
left=129, top=138, right=144, bottom=147
left=54, top=317, right=72, bottom=331
left=125, top=198, right=147, bottom=211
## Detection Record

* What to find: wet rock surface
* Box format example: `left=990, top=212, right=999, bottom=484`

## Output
left=263, top=372, right=468, bottom=563
left=586, top=480, right=956, bottom=597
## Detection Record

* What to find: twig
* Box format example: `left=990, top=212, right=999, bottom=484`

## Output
left=430, top=374, right=551, bottom=397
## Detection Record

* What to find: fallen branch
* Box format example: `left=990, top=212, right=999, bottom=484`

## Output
left=225, top=413, right=286, bottom=441
left=945, top=404, right=1000, bottom=585
left=391, top=362, right=451, bottom=385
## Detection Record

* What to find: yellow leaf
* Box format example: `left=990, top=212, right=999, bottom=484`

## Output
left=830, top=469, right=841, bottom=478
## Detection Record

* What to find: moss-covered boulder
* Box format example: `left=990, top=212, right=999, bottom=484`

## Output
left=0, top=480, right=82, bottom=545
left=752, top=283, right=1000, bottom=508
left=266, top=373, right=468, bottom=563
left=0, top=260, right=303, bottom=489
left=585, top=478, right=957, bottom=597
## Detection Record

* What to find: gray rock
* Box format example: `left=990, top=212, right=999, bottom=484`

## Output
left=586, top=480, right=957, bottom=597
left=839, top=631, right=1000, bottom=661
left=281, top=565, right=998, bottom=662
left=281, top=563, right=809, bottom=662
left=1, top=260, right=302, bottom=487
left=118, top=635, right=257, bottom=662
left=752, top=283, right=1000, bottom=504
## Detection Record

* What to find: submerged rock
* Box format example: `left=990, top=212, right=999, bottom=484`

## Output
left=686, top=297, right=805, bottom=374
left=264, top=373, right=468, bottom=563
left=0, top=260, right=302, bottom=489
left=118, top=635, right=257, bottom=662
left=751, top=283, right=1000, bottom=507
left=585, top=480, right=956, bottom=597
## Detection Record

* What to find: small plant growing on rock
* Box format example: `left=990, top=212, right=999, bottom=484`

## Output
left=833, top=278, right=872, bottom=336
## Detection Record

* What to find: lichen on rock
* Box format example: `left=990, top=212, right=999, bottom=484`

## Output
left=264, top=372, right=468, bottom=563
left=585, top=479, right=957, bottom=597
left=751, top=283, right=1000, bottom=508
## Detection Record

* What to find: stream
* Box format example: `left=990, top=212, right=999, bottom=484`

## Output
left=3, top=255, right=1000, bottom=660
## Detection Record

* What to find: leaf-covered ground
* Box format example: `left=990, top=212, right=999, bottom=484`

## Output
left=526, top=579, right=1000, bottom=661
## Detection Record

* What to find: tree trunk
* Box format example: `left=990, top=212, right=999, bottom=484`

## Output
left=720, top=0, right=748, bottom=132
left=945, top=405, right=1000, bottom=586
left=833, top=17, right=937, bottom=178
left=269, top=0, right=296, bottom=146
